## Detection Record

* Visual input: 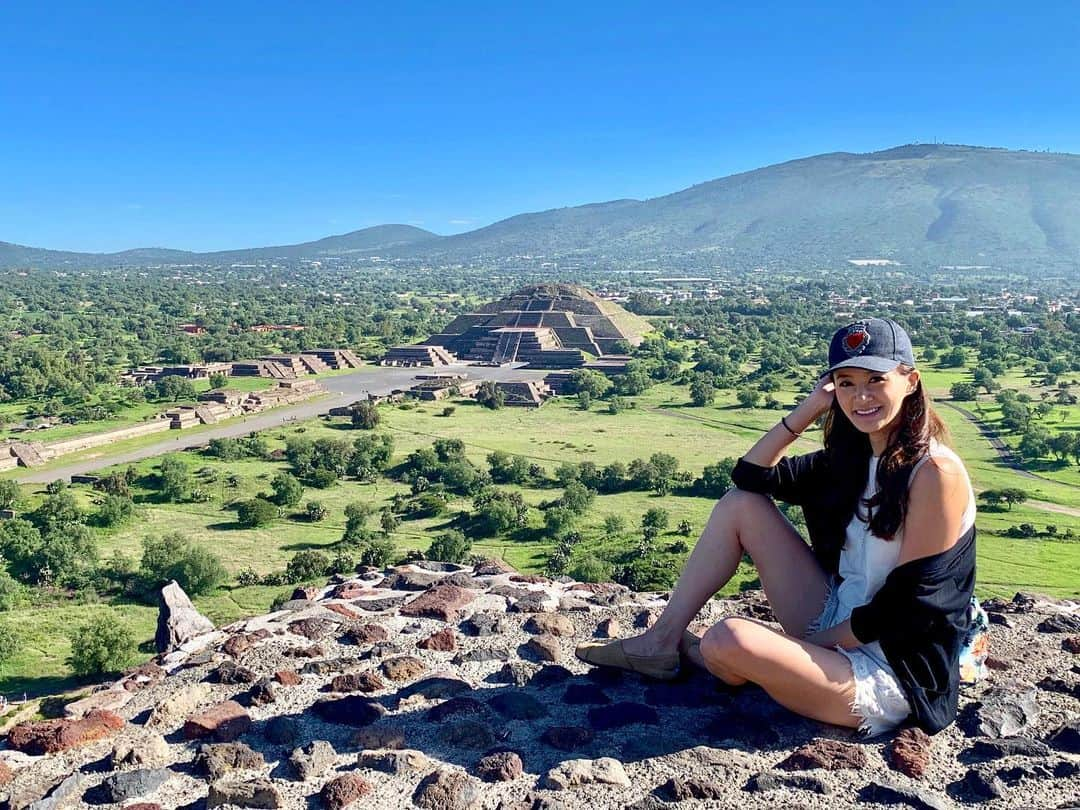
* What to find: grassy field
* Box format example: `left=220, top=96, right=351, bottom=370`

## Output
left=2, top=376, right=1077, bottom=698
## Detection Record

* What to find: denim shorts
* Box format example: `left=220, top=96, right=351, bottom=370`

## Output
left=806, top=577, right=912, bottom=737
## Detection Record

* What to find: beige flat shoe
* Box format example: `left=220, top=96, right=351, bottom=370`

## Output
left=574, top=639, right=680, bottom=681
left=680, top=629, right=709, bottom=672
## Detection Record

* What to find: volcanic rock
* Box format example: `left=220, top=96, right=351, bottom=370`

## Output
left=418, top=627, right=457, bottom=651
left=155, top=580, right=214, bottom=653
left=399, top=584, right=476, bottom=622
left=206, top=778, right=284, bottom=808
left=289, top=740, right=336, bottom=780
left=357, top=748, right=431, bottom=774
left=101, top=768, right=172, bottom=802
left=183, top=700, right=251, bottom=742
left=413, top=769, right=482, bottom=810
left=194, top=742, right=266, bottom=779
left=887, top=727, right=932, bottom=778
left=8, top=709, right=124, bottom=755
left=321, top=773, right=372, bottom=810
left=778, top=738, right=867, bottom=770
left=543, top=757, right=631, bottom=790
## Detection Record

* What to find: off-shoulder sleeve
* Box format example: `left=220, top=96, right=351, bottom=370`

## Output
left=731, top=450, right=827, bottom=506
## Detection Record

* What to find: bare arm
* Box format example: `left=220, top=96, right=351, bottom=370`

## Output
left=805, top=618, right=860, bottom=650
left=742, top=375, right=836, bottom=467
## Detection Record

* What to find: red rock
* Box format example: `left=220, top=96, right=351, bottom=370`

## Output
left=329, top=672, right=386, bottom=693
left=472, top=558, right=517, bottom=575
left=382, top=656, right=427, bottom=682
left=986, top=657, right=1011, bottom=671
left=183, top=700, right=252, bottom=742
left=510, top=574, right=551, bottom=584
left=285, top=644, right=326, bottom=658
left=8, top=709, right=125, bottom=755
left=321, top=773, right=372, bottom=810
left=288, top=618, right=335, bottom=640
left=1063, top=636, right=1080, bottom=654
left=0, top=761, right=12, bottom=786
left=541, top=725, right=594, bottom=751
left=343, top=623, right=390, bottom=645
left=331, top=583, right=371, bottom=599
left=570, top=582, right=624, bottom=595
left=417, top=628, right=457, bottom=651
left=222, top=634, right=255, bottom=657
left=477, top=751, right=523, bottom=782
left=291, top=585, right=320, bottom=600
left=399, top=584, right=476, bottom=622
left=324, top=603, right=361, bottom=621
left=526, top=614, right=575, bottom=637
left=887, top=727, right=932, bottom=778
left=778, top=739, right=867, bottom=771
left=274, top=669, right=302, bottom=686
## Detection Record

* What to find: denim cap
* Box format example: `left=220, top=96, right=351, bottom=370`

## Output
left=827, top=318, right=915, bottom=374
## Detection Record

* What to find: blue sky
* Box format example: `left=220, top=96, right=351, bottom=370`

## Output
left=2, top=1, right=1078, bottom=252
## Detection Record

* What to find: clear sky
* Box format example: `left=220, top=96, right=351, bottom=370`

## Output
left=3, top=1, right=1078, bottom=252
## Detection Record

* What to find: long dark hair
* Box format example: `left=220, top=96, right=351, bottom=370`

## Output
left=822, top=367, right=949, bottom=540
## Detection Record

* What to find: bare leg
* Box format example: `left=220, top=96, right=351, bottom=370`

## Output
left=622, top=489, right=828, bottom=658
left=700, top=617, right=860, bottom=729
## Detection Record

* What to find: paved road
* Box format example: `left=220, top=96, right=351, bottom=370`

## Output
left=14, top=364, right=549, bottom=484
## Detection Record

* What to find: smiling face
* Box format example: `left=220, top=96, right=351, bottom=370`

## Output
left=831, top=365, right=920, bottom=450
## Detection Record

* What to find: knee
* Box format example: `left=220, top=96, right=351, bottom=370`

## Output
left=700, top=617, right=758, bottom=667
left=713, top=488, right=772, bottom=526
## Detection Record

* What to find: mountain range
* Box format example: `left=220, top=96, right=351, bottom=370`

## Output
left=4, top=144, right=1079, bottom=272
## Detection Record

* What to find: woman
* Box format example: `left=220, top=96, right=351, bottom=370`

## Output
left=576, top=318, right=977, bottom=736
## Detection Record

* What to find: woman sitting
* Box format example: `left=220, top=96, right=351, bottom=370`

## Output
left=576, top=318, right=977, bottom=736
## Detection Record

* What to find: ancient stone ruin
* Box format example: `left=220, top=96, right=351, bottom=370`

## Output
left=383, top=284, right=652, bottom=369
left=0, top=567, right=1076, bottom=809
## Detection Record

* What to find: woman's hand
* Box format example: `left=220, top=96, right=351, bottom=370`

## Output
left=795, top=374, right=835, bottom=422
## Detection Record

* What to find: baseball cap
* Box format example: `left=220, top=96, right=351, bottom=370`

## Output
left=826, top=318, right=915, bottom=374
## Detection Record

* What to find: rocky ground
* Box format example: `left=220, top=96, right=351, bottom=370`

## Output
left=0, top=560, right=1077, bottom=810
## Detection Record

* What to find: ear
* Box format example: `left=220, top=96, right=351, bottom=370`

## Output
left=905, top=369, right=920, bottom=395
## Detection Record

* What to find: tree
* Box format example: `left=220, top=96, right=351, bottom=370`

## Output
left=544, top=506, right=577, bottom=537
left=971, top=367, right=998, bottom=394
left=736, top=388, right=762, bottom=408
left=140, top=532, right=226, bottom=596
left=696, top=457, right=736, bottom=498
left=642, top=507, right=670, bottom=535
left=208, top=372, right=228, bottom=390
left=950, top=382, right=978, bottom=401
left=95, top=494, right=135, bottom=527
left=602, top=514, right=626, bottom=538
left=67, top=614, right=134, bottom=677
left=158, top=455, right=191, bottom=502
left=576, top=391, right=592, bottom=411
left=154, top=375, right=197, bottom=402
left=1000, top=488, right=1029, bottom=510
left=351, top=401, right=381, bottom=430
left=32, top=490, right=82, bottom=533
left=285, top=550, right=331, bottom=583
left=40, top=524, right=99, bottom=588
left=269, top=472, right=304, bottom=508
left=940, top=347, right=967, bottom=368
left=978, top=490, right=1005, bottom=510
left=475, top=381, right=505, bottom=410
left=569, top=369, right=613, bottom=398
left=0, top=480, right=21, bottom=510
left=1018, top=426, right=1050, bottom=461
left=236, top=498, right=277, bottom=527
left=427, top=530, right=471, bottom=563
left=560, top=482, right=595, bottom=515
left=305, top=501, right=328, bottom=522
left=379, top=509, right=400, bottom=534
left=689, top=375, right=716, bottom=407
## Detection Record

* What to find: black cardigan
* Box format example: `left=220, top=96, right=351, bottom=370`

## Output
left=731, top=452, right=976, bottom=734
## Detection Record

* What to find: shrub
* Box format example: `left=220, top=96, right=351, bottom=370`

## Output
left=616, top=558, right=678, bottom=591
left=67, top=614, right=135, bottom=677
left=441, top=406, right=456, bottom=417
left=569, top=555, right=612, bottom=583
left=0, top=570, right=23, bottom=611
left=95, top=494, right=135, bottom=528
left=0, top=480, right=21, bottom=510
left=236, top=498, right=277, bottom=528
left=307, top=468, right=339, bottom=489
left=236, top=567, right=261, bottom=587
left=140, top=532, right=226, bottom=596
left=351, top=401, right=381, bottom=430
left=357, top=537, right=395, bottom=567
left=158, top=455, right=191, bottom=502
left=269, top=472, right=304, bottom=508
left=427, top=530, right=471, bottom=564
left=305, top=501, right=328, bottom=522
left=285, top=551, right=331, bottom=583
left=676, top=519, right=693, bottom=536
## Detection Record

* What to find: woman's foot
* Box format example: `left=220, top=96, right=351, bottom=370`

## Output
left=574, top=632, right=680, bottom=680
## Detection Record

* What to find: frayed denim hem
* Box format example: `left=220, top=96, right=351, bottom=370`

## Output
left=837, top=646, right=912, bottom=738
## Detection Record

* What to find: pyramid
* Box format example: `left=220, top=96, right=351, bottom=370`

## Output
left=407, top=284, right=651, bottom=369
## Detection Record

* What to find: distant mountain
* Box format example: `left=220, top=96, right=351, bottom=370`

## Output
left=406, top=144, right=1080, bottom=271
left=4, top=145, right=1080, bottom=272
left=0, top=224, right=438, bottom=268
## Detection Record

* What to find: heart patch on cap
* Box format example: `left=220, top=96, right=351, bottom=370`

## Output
left=842, top=324, right=870, bottom=356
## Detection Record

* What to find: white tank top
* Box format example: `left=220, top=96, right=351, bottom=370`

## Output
left=833, top=442, right=976, bottom=668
